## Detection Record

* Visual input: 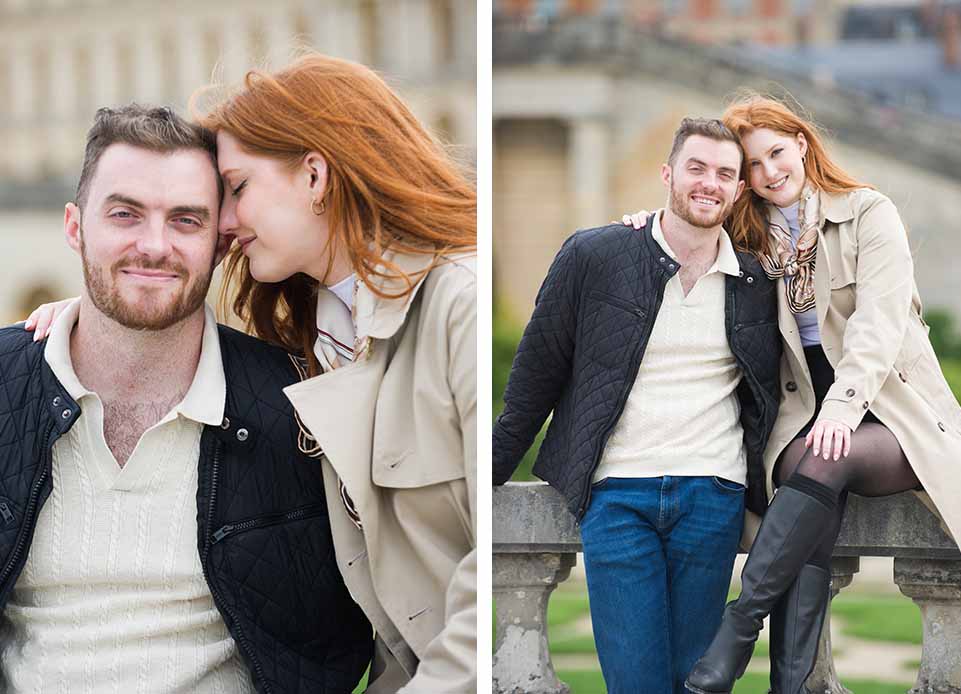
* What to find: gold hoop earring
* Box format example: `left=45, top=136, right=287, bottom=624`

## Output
left=311, top=198, right=326, bottom=216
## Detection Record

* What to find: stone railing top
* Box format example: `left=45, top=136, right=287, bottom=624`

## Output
left=493, top=481, right=961, bottom=559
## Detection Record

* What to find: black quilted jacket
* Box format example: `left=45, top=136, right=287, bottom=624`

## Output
left=493, top=221, right=782, bottom=520
left=0, top=323, right=372, bottom=693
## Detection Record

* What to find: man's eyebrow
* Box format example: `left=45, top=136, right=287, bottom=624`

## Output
left=169, top=205, right=212, bottom=223
left=103, top=193, right=146, bottom=209
left=686, top=157, right=738, bottom=175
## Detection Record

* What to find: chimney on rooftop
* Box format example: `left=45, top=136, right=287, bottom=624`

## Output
left=944, top=8, right=961, bottom=69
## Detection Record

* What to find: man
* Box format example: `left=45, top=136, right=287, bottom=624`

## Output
left=0, top=106, right=372, bottom=692
left=493, top=118, right=781, bottom=693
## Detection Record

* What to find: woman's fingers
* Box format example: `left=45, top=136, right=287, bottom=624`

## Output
left=27, top=305, right=55, bottom=341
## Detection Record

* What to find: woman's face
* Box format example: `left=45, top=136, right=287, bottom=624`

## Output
left=740, top=127, right=808, bottom=208
left=216, top=130, right=332, bottom=283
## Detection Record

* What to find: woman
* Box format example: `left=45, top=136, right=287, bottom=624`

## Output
left=622, top=95, right=961, bottom=694
left=28, top=54, right=477, bottom=694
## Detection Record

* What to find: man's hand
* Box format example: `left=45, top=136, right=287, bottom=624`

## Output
left=805, top=419, right=852, bottom=461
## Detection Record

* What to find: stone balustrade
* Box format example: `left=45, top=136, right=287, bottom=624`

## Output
left=492, top=482, right=961, bottom=694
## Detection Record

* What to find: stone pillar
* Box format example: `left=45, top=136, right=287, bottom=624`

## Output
left=568, top=116, right=609, bottom=230
left=894, top=558, right=961, bottom=694
left=133, top=27, right=163, bottom=104
left=307, top=0, right=363, bottom=62
left=264, top=10, right=295, bottom=70
left=176, top=18, right=208, bottom=106
left=220, top=13, right=251, bottom=83
left=49, top=42, right=76, bottom=122
left=493, top=552, right=576, bottom=694
left=91, top=32, right=120, bottom=108
left=805, top=556, right=859, bottom=694
left=379, top=0, right=436, bottom=78
left=9, top=40, right=34, bottom=124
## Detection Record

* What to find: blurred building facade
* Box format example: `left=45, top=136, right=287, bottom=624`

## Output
left=492, top=13, right=961, bottom=325
left=0, top=0, right=476, bottom=324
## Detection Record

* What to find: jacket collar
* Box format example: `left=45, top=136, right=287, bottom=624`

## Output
left=354, top=248, right=437, bottom=340
left=819, top=189, right=856, bottom=225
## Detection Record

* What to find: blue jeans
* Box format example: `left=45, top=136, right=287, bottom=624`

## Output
left=579, top=476, right=745, bottom=694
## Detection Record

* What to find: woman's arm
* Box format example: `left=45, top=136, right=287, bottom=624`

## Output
left=817, top=192, right=914, bottom=432
left=398, top=263, right=477, bottom=693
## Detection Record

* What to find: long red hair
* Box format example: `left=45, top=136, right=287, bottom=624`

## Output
left=722, top=94, right=869, bottom=254
left=195, top=53, right=476, bottom=373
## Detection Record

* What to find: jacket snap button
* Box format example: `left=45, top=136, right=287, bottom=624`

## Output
left=52, top=396, right=62, bottom=407
left=61, top=409, right=71, bottom=419
left=938, top=422, right=946, bottom=432
left=746, top=276, right=754, bottom=284
left=659, top=257, right=666, bottom=263
left=862, top=401, right=869, bottom=410
left=846, top=388, right=855, bottom=397
left=668, top=264, right=676, bottom=271
left=785, top=381, right=797, bottom=392
left=220, top=417, right=230, bottom=430
left=739, top=270, right=745, bottom=277
left=236, top=428, right=249, bottom=442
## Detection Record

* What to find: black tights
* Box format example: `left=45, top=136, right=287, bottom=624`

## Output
left=773, top=422, right=920, bottom=569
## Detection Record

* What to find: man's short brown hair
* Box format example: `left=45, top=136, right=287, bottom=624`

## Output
left=75, top=104, right=223, bottom=209
left=667, top=117, right=741, bottom=168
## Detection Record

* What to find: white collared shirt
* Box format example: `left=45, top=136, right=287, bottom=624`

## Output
left=0, top=300, right=253, bottom=693
left=594, top=211, right=747, bottom=485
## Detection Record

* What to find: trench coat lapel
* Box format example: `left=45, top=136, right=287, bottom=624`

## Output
left=282, top=346, right=388, bottom=541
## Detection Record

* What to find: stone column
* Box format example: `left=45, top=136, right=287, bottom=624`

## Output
left=804, top=556, right=859, bottom=694
left=175, top=18, right=207, bottom=106
left=133, top=26, right=163, bottom=104
left=568, top=116, right=609, bottom=231
left=264, top=10, right=295, bottom=70
left=49, top=42, right=76, bottom=122
left=220, top=13, right=251, bottom=83
left=307, top=0, right=363, bottom=62
left=91, top=32, right=120, bottom=108
left=493, top=552, right=576, bottom=694
left=894, top=558, right=961, bottom=694
left=9, top=40, right=34, bottom=124
left=379, top=0, right=436, bottom=79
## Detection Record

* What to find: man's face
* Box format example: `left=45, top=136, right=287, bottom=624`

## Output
left=664, top=135, right=744, bottom=229
left=67, top=144, right=221, bottom=330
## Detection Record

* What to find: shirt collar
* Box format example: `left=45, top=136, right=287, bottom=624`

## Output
left=43, top=299, right=226, bottom=427
left=652, top=209, right=741, bottom=277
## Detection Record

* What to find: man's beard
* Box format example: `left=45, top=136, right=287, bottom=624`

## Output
left=80, top=234, right=212, bottom=331
left=669, top=183, right=733, bottom=229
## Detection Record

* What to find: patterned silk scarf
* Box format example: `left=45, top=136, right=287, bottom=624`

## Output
left=292, top=282, right=365, bottom=532
left=757, top=185, right=821, bottom=314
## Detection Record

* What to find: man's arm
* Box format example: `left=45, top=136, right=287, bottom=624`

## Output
left=493, top=233, right=580, bottom=484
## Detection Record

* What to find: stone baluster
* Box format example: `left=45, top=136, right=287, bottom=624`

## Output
left=493, top=552, right=577, bottom=694
left=805, top=556, right=859, bottom=694
left=894, top=558, right=961, bottom=694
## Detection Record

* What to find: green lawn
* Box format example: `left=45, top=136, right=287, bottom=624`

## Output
left=556, top=669, right=912, bottom=693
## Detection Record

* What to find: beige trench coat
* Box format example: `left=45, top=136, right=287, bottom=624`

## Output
left=748, top=188, right=961, bottom=547
left=283, top=251, right=477, bottom=694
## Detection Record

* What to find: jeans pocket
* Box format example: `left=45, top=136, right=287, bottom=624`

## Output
left=711, top=476, right=745, bottom=494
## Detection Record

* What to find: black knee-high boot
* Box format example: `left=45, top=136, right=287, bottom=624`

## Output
left=767, top=563, right=831, bottom=694
left=684, top=476, right=837, bottom=694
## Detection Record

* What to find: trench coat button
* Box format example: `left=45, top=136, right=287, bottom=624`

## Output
left=862, top=401, right=869, bottom=410
left=746, top=276, right=755, bottom=284
left=785, top=381, right=798, bottom=392
left=938, top=422, right=946, bottom=432
left=220, top=417, right=230, bottom=430
left=52, top=396, right=62, bottom=407
left=236, top=428, right=249, bottom=442
left=61, top=409, right=71, bottom=419
left=846, top=388, right=856, bottom=397
left=899, top=372, right=907, bottom=383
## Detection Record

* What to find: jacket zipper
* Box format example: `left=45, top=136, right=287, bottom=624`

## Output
left=0, top=422, right=54, bottom=592
left=200, top=439, right=271, bottom=694
left=212, top=504, right=328, bottom=544
left=578, top=279, right=667, bottom=519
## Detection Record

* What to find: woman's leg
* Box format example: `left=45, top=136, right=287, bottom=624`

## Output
left=766, top=424, right=919, bottom=694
